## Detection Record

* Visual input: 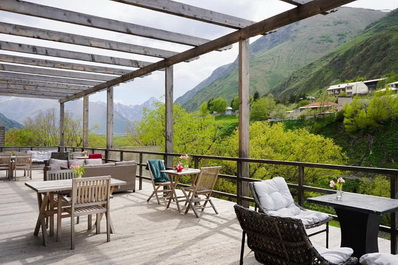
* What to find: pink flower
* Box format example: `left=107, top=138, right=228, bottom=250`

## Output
left=337, top=177, right=345, bottom=184
left=180, top=154, right=189, bottom=160
left=329, top=180, right=336, bottom=188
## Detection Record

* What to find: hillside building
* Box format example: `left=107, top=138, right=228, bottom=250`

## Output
left=299, top=101, right=342, bottom=113
left=326, top=78, right=386, bottom=96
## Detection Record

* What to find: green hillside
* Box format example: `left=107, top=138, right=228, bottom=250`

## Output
left=0, top=113, right=23, bottom=131
left=272, top=9, right=398, bottom=98
left=182, top=7, right=386, bottom=111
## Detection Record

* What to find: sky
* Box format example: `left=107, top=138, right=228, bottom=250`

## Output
left=0, top=0, right=398, bottom=106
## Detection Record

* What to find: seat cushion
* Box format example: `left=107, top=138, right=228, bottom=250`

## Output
left=49, top=159, right=68, bottom=171
left=253, top=177, right=295, bottom=211
left=68, top=159, right=85, bottom=167
left=315, top=245, right=353, bottom=264
left=85, top=159, right=102, bottom=165
left=359, top=253, right=398, bottom=265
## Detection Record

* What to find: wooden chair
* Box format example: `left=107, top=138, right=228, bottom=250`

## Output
left=234, top=204, right=358, bottom=265
left=13, top=153, right=32, bottom=180
left=181, top=166, right=221, bottom=218
left=60, top=175, right=111, bottom=249
left=146, top=160, right=172, bottom=204
left=249, top=177, right=332, bottom=247
left=0, top=153, right=12, bottom=180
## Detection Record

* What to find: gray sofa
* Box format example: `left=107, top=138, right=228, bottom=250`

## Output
left=44, top=158, right=137, bottom=192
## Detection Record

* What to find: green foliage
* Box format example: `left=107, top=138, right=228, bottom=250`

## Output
left=208, top=98, right=227, bottom=113
left=296, top=99, right=311, bottom=107
left=270, top=104, right=287, bottom=119
left=250, top=95, right=276, bottom=121
left=253, top=91, right=260, bottom=101
left=6, top=109, right=83, bottom=147
left=200, top=102, right=209, bottom=115
left=343, top=93, right=398, bottom=132
left=231, top=97, right=239, bottom=111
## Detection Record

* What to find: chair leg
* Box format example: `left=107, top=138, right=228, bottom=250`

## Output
left=208, top=198, right=218, bottom=214
left=96, top=214, right=101, bottom=234
left=71, top=214, right=75, bottom=250
left=240, top=231, right=246, bottom=265
left=88, top=215, right=92, bottom=230
left=106, top=211, right=110, bottom=242
left=326, top=222, right=329, bottom=248
left=56, top=194, right=62, bottom=242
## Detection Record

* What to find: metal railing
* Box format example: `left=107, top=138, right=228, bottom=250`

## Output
left=2, top=145, right=398, bottom=252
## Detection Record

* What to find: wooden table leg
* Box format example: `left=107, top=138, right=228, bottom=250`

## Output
left=34, top=193, right=49, bottom=246
left=166, top=176, right=181, bottom=213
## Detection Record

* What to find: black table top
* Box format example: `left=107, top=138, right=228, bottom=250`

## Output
left=308, top=192, right=398, bottom=215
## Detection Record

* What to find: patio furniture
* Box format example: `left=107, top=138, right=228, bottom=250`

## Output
left=89, top=153, right=103, bottom=159
left=25, top=177, right=125, bottom=246
left=181, top=166, right=221, bottom=218
left=13, top=153, right=32, bottom=180
left=308, top=192, right=398, bottom=257
left=360, top=252, right=398, bottom=265
left=146, top=160, right=172, bottom=204
left=249, top=177, right=332, bottom=247
left=50, top=152, right=69, bottom=160
left=234, top=204, right=358, bottom=265
left=0, top=153, right=12, bottom=179
left=161, top=168, right=201, bottom=213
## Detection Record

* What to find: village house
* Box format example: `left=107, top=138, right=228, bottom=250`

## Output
left=326, top=78, right=386, bottom=96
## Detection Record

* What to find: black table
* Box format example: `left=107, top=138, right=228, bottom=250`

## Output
left=308, top=192, right=398, bottom=258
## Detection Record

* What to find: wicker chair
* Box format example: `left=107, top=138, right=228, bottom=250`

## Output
left=146, top=160, right=172, bottom=204
left=0, top=153, right=12, bottom=180
left=249, top=177, right=332, bottom=247
left=181, top=166, right=221, bottom=218
left=234, top=204, right=358, bottom=265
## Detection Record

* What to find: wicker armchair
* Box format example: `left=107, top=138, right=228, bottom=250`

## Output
left=234, top=204, right=358, bottom=265
left=249, top=177, right=332, bottom=247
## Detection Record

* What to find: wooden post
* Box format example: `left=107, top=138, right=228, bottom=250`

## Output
left=165, top=66, right=174, bottom=168
left=59, top=102, right=65, bottom=152
left=391, top=175, right=398, bottom=254
left=106, top=87, right=114, bottom=161
left=83, top=95, right=89, bottom=148
left=238, top=39, right=250, bottom=207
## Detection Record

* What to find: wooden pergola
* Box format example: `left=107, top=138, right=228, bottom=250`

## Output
left=0, top=0, right=355, bottom=182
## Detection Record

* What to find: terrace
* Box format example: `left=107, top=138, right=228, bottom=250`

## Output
left=1, top=0, right=398, bottom=263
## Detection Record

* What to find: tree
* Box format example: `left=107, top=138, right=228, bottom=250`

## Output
left=231, top=97, right=239, bottom=111
left=270, top=104, right=287, bottom=119
left=200, top=102, right=209, bottom=115
left=253, top=91, right=260, bottom=101
left=208, top=97, right=227, bottom=113
left=250, top=95, right=276, bottom=121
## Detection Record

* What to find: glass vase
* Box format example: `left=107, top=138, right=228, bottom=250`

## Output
left=336, top=186, right=343, bottom=201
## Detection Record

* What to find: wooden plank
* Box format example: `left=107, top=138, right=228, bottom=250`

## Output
left=165, top=66, right=173, bottom=168
left=279, top=0, right=312, bottom=5
left=60, top=0, right=355, bottom=103
left=0, top=22, right=177, bottom=59
left=0, top=71, right=103, bottom=86
left=83, top=96, right=89, bottom=148
left=0, top=41, right=152, bottom=68
left=0, top=54, right=130, bottom=75
left=110, top=0, right=254, bottom=29
left=0, top=0, right=211, bottom=47
left=0, top=79, right=91, bottom=90
left=0, top=84, right=83, bottom=94
left=106, top=87, right=114, bottom=152
left=0, top=88, right=72, bottom=97
left=0, top=91, right=61, bottom=99
left=0, top=63, right=115, bottom=81
left=60, top=102, right=65, bottom=151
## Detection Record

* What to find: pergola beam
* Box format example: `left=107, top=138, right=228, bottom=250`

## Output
left=0, top=41, right=153, bottom=68
left=60, top=0, right=356, bottom=103
left=0, top=71, right=103, bottom=86
left=0, top=0, right=212, bottom=47
left=0, top=64, right=115, bottom=81
left=110, top=0, right=254, bottom=29
left=0, top=91, right=61, bottom=99
left=0, top=22, right=177, bottom=59
left=0, top=83, right=84, bottom=94
left=0, top=54, right=131, bottom=75
left=0, top=87, right=73, bottom=98
left=0, top=79, right=90, bottom=90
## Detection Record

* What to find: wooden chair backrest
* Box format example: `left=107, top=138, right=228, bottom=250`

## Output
left=195, top=166, right=221, bottom=191
left=71, top=176, right=111, bottom=207
left=47, top=169, right=76, bottom=181
left=14, top=154, right=32, bottom=166
left=0, top=154, right=11, bottom=165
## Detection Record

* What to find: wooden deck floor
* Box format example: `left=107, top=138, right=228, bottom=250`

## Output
left=0, top=169, right=391, bottom=264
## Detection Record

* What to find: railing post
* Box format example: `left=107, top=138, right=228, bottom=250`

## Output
left=237, top=160, right=242, bottom=206
left=298, top=166, right=305, bottom=206
left=105, top=149, right=109, bottom=163
left=120, top=151, right=124, bottom=162
left=139, top=153, right=143, bottom=190
left=390, top=174, right=398, bottom=254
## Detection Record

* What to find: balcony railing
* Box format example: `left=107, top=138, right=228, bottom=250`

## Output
left=2, top=145, right=398, bottom=252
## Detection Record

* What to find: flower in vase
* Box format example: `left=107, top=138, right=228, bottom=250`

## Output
left=330, top=177, right=345, bottom=190
left=70, top=164, right=85, bottom=178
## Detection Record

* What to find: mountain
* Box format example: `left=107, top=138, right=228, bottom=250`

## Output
left=0, top=112, right=23, bottom=131
left=271, top=8, right=398, bottom=98
left=0, top=97, right=159, bottom=135
left=177, top=7, right=387, bottom=111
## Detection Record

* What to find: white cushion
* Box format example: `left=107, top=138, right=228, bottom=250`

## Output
left=85, top=158, right=102, bottom=165
left=254, top=177, right=329, bottom=225
left=360, top=253, right=398, bottom=265
left=315, top=245, right=353, bottom=264
left=49, top=159, right=68, bottom=170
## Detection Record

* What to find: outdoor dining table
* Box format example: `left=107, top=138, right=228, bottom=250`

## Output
left=308, top=192, right=398, bottom=257
left=25, top=177, right=126, bottom=246
left=161, top=168, right=201, bottom=213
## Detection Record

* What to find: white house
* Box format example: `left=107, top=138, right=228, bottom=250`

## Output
left=326, top=78, right=386, bottom=96
left=225, top=106, right=233, bottom=115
